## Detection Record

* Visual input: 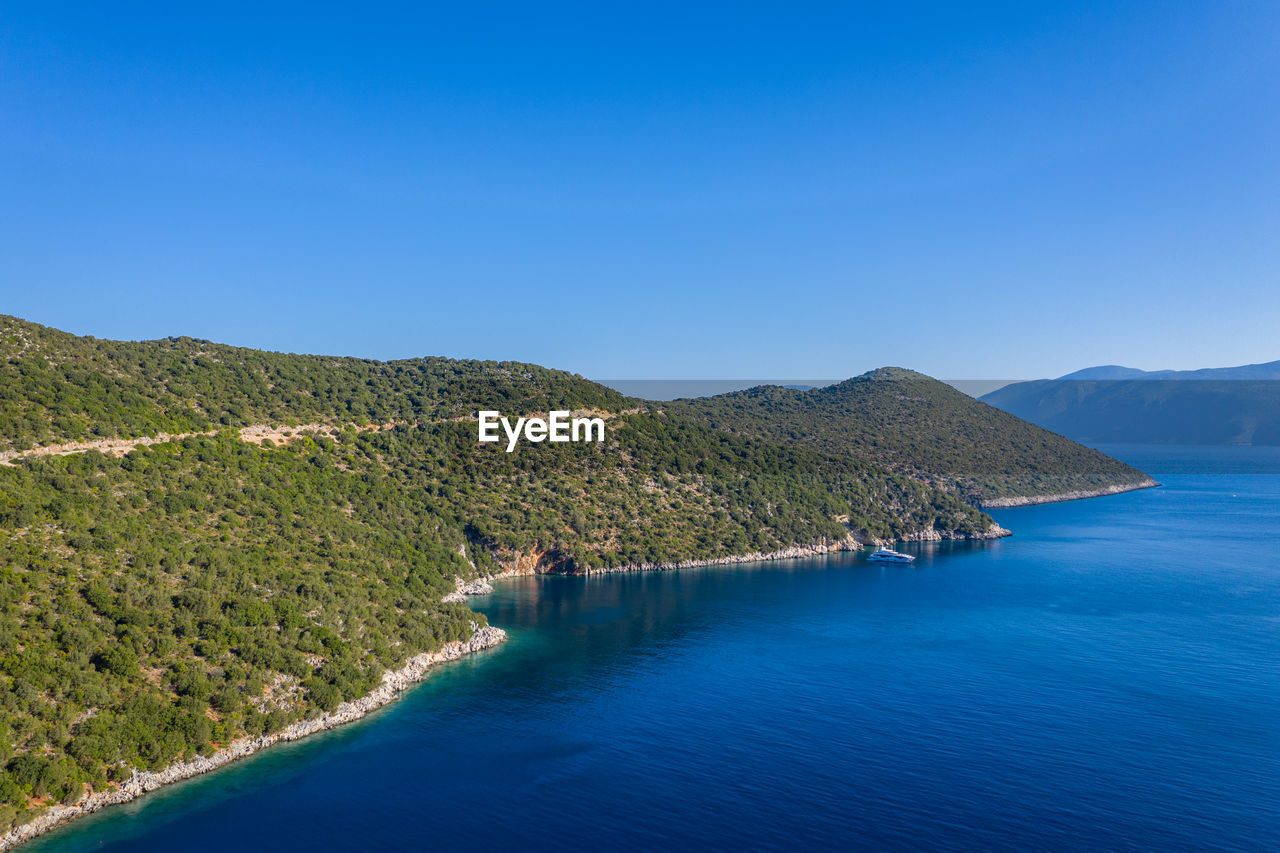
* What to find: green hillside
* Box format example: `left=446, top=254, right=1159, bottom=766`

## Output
left=671, top=367, right=1153, bottom=502
left=0, top=315, right=630, bottom=452
left=0, top=319, right=998, bottom=829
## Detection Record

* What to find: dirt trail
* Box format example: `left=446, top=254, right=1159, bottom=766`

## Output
left=0, top=408, right=642, bottom=466
left=0, top=432, right=213, bottom=465
left=0, top=422, right=403, bottom=466
left=236, top=422, right=400, bottom=445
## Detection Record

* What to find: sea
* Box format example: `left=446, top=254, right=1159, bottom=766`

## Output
left=26, top=445, right=1280, bottom=851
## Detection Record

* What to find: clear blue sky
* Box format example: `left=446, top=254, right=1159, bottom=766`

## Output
left=3, top=2, right=1277, bottom=379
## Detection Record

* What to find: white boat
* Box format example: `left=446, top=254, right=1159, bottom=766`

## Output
left=868, top=546, right=914, bottom=563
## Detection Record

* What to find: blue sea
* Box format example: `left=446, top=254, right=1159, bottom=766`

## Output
left=27, top=446, right=1280, bottom=851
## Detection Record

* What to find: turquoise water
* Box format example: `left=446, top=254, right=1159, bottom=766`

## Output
left=27, top=446, right=1280, bottom=851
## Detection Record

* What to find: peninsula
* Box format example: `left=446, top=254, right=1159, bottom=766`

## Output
left=0, top=315, right=1149, bottom=845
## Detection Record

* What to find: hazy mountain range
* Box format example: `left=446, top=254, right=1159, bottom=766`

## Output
left=982, top=361, right=1280, bottom=445
left=1057, top=361, right=1280, bottom=381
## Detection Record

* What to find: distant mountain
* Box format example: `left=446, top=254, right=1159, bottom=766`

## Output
left=983, top=361, right=1280, bottom=445
left=670, top=367, right=1154, bottom=504
left=1057, top=361, right=1280, bottom=381
left=1057, top=365, right=1154, bottom=381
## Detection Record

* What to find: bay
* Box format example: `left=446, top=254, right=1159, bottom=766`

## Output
left=27, top=446, right=1280, bottom=851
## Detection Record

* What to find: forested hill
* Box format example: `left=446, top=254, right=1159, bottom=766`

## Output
left=0, top=318, right=999, bottom=830
left=0, top=315, right=631, bottom=452
left=670, top=367, right=1153, bottom=502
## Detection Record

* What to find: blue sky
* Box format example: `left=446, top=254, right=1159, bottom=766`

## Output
left=2, top=2, right=1277, bottom=379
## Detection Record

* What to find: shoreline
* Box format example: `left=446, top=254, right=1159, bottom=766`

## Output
left=491, top=523, right=1012, bottom=578
left=0, top=520, right=1006, bottom=849
left=0, top=626, right=506, bottom=852
left=1, top=519, right=1009, bottom=848
left=976, top=479, right=1160, bottom=508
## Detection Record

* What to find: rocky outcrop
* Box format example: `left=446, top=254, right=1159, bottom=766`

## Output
left=887, top=522, right=1011, bottom=544
left=502, top=547, right=557, bottom=575
left=890, top=522, right=1008, bottom=540
left=977, top=479, right=1159, bottom=508
left=441, top=576, right=496, bottom=602
left=0, top=626, right=506, bottom=851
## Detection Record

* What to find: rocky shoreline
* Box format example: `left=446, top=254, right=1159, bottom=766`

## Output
left=552, top=535, right=868, bottom=576
left=977, top=479, right=1159, bottom=508
left=490, top=523, right=1011, bottom=579
left=0, top=626, right=506, bottom=852
left=3, top=521, right=1015, bottom=848
left=892, top=522, right=1012, bottom=543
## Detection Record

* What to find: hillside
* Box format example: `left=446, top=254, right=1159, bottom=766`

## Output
left=0, top=318, right=1000, bottom=832
left=670, top=368, right=1154, bottom=502
left=0, top=315, right=629, bottom=452
left=982, top=376, right=1280, bottom=445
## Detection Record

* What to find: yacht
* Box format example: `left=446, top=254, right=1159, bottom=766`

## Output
left=868, top=546, right=914, bottom=563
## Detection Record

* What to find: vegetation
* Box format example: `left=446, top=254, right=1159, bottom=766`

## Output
left=382, top=414, right=993, bottom=569
left=0, top=434, right=483, bottom=825
left=0, top=319, right=1002, bottom=830
left=0, top=315, right=630, bottom=452
left=670, top=368, right=1152, bottom=501
left=0, top=424, right=989, bottom=825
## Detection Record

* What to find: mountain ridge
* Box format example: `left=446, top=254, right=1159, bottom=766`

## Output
left=1057, top=360, right=1280, bottom=381
left=669, top=367, right=1154, bottom=503
left=0, top=314, right=631, bottom=453
left=983, top=361, right=1280, bottom=445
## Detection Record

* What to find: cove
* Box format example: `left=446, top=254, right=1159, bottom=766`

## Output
left=24, top=445, right=1280, bottom=852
